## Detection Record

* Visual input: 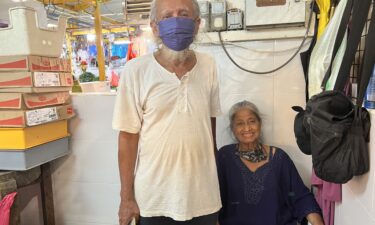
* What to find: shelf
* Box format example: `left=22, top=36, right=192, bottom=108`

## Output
left=196, top=26, right=314, bottom=44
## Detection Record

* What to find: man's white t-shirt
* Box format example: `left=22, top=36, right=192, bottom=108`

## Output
left=112, top=52, right=222, bottom=221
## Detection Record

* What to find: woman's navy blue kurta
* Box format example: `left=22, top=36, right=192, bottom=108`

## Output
left=217, top=144, right=321, bottom=225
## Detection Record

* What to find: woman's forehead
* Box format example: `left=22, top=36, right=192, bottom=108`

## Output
left=234, top=109, right=257, bottom=118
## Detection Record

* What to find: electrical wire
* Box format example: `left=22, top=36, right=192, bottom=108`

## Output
left=198, top=39, right=312, bottom=54
left=218, top=0, right=316, bottom=75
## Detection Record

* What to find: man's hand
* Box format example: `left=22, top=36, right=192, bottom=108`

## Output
left=119, top=199, right=140, bottom=225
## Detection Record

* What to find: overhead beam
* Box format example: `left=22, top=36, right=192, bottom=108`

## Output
left=38, top=0, right=123, bottom=25
left=38, top=0, right=110, bottom=5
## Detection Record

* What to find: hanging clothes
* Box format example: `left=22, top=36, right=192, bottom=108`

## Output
left=311, top=170, right=342, bottom=225
left=316, top=0, right=331, bottom=39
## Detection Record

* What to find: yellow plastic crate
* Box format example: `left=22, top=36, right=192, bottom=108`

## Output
left=0, top=120, right=69, bottom=150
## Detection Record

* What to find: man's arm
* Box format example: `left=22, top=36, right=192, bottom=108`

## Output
left=118, top=131, right=140, bottom=225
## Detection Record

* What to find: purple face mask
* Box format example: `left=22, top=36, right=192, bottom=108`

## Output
left=158, top=17, right=196, bottom=51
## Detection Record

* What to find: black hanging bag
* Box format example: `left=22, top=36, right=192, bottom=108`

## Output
left=292, top=0, right=375, bottom=184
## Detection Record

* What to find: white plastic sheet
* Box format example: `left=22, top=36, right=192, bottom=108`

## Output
left=308, top=0, right=348, bottom=97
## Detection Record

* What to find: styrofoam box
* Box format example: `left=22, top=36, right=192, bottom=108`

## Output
left=0, top=137, right=70, bottom=171
left=80, top=81, right=111, bottom=93
left=0, top=7, right=67, bottom=57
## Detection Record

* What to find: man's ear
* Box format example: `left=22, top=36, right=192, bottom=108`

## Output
left=194, top=18, right=201, bottom=35
left=150, top=21, right=159, bottom=37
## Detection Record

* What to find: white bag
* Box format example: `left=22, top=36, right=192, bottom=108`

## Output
left=308, top=0, right=348, bottom=97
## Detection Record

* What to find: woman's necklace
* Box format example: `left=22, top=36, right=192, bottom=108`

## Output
left=235, top=143, right=267, bottom=163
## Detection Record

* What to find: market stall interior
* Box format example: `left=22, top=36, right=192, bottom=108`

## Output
left=0, top=0, right=153, bottom=92
left=0, top=0, right=375, bottom=225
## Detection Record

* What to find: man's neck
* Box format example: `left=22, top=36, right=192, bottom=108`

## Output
left=154, top=48, right=196, bottom=78
left=157, top=48, right=193, bottom=66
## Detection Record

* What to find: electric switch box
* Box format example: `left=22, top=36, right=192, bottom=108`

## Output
left=227, top=8, right=243, bottom=30
left=210, top=0, right=227, bottom=32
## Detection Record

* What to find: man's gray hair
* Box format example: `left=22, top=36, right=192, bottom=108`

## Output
left=229, top=100, right=262, bottom=130
left=149, top=0, right=201, bottom=22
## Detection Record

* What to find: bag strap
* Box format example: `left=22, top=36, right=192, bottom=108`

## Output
left=333, top=0, right=373, bottom=91
left=320, top=0, right=354, bottom=90
left=356, top=2, right=375, bottom=106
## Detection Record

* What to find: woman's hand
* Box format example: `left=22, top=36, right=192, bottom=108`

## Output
left=119, top=199, right=140, bottom=225
left=306, top=212, right=325, bottom=225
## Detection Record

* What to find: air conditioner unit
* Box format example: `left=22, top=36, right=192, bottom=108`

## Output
left=245, top=0, right=306, bottom=30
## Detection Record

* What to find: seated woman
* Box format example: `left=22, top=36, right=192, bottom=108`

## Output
left=217, top=100, right=324, bottom=225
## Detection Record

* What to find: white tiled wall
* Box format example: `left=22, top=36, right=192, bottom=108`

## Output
left=49, top=39, right=375, bottom=225
left=197, top=39, right=313, bottom=184
left=335, top=111, right=375, bottom=225
left=51, top=94, right=121, bottom=225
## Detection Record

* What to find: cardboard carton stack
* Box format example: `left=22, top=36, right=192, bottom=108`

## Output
left=0, top=56, right=75, bottom=149
left=0, top=7, right=74, bottom=150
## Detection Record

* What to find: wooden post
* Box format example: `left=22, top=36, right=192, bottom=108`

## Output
left=40, top=163, right=55, bottom=225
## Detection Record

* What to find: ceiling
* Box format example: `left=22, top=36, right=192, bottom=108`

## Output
left=0, top=0, right=152, bottom=29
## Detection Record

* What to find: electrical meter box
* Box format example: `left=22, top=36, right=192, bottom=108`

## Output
left=227, top=8, right=243, bottom=30
left=198, top=1, right=211, bottom=32
left=245, top=0, right=306, bottom=29
left=210, top=0, right=227, bottom=31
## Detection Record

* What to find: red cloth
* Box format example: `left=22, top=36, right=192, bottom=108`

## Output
left=311, top=169, right=342, bottom=225
left=126, top=43, right=137, bottom=61
left=0, top=192, right=17, bottom=225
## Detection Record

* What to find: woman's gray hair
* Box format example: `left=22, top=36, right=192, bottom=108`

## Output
left=149, top=0, right=201, bottom=22
left=229, top=100, right=262, bottom=130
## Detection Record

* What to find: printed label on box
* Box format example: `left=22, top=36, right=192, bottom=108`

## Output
left=34, top=72, right=61, bottom=87
left=26, top=107, right=58, bottom=126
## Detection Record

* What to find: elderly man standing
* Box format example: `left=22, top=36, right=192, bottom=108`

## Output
left=112, top=0, right=222, bottom=225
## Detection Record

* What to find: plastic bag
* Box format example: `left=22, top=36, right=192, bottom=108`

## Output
left=110, top=71, right=119, bottom=88
left=325, top=32, right=347, bottom=90
left=0, top=192, right=17, bottom=225
left=308, top=0, right=348, bottom=97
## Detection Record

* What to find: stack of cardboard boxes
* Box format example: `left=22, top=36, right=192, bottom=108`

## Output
left=0, top=56, right=75, bottom=149
left=0, top=7, right=74, bottom=169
